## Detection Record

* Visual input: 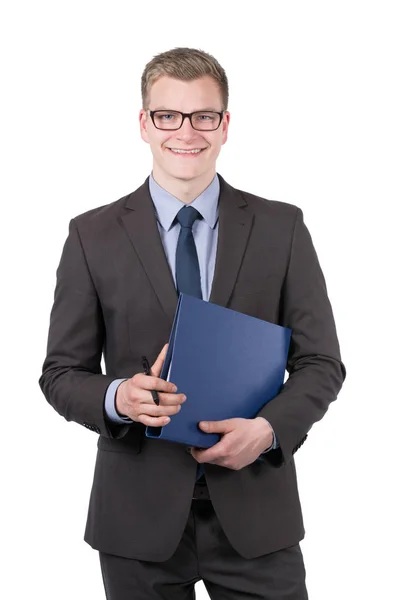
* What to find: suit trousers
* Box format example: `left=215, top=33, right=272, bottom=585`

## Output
left=99, top=481, right=308, bottom=600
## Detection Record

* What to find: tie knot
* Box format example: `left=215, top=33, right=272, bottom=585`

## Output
left=176, top=206, right=201, bottom=229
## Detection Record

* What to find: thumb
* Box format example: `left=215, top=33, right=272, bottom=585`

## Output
left=151, top=343, right=169, bottom=377
left=199, top=420, right=229, bottom=432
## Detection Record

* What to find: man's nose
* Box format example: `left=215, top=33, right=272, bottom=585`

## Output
left=177, top=115, right=197, bottom=137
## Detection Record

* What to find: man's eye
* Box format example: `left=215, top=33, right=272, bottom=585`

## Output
left=157, top=113, right=179, bottom=120
left=193, top=113, right=217, bottom=122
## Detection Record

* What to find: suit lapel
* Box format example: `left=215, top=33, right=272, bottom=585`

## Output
left=119, top=178, right=179, bottom=324
left=118, top=174, right=254, bottom=324
left=209, top=174, right=254, bottom=306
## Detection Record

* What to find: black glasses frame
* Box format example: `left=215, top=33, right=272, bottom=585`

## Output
left=147, top=109, right=224, bottom=131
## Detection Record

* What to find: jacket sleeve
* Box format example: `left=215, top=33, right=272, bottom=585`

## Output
left=256, top=207, right=346, bottom=467
left=38, top=218, right=130, bottom=439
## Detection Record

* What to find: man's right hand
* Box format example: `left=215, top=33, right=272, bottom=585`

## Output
left=115, top=344, right=186, bottom=426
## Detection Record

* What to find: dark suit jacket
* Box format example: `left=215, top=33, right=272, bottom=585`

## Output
left=39, top=173, right=346, bottom=561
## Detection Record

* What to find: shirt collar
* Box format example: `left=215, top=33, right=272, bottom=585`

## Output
left=148, top=172, right=220, bottom=231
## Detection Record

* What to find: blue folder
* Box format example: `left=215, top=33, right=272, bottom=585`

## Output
left=145, top=293, right=291, bottom=449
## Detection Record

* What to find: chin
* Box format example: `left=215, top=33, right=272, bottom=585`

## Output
left=167, top=167, right=204, bottom=181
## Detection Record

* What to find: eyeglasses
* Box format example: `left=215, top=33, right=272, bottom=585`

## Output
left=147, top=109, right=224, bottom=131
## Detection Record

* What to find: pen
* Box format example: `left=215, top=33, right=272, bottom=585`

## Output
left=141, top=355, right=160, bottom=406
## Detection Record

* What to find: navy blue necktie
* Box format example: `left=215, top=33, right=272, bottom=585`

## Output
left=175, top=206, right=205, bottom=481
left=175, top=206, right=202, bottom=300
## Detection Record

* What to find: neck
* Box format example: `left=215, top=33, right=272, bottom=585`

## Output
left=151, top=166, right=216, bottom=204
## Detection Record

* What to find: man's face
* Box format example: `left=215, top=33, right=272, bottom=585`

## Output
left=139, top=75, right=230, bottom=183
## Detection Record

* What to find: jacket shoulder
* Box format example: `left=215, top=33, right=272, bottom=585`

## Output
left=238, top=187, right=301, bottom=218
left=71, top=193, right=130, bottom=227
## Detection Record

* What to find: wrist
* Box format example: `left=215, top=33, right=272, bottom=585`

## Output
left=115, top=380, right=129, bottom=418
left=254, top=417, right=274, bottom=452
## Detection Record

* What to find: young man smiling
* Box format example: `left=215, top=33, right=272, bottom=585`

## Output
left=139, top=73, right=229, bottom=204
left=40, top=47, right=345, bottom=599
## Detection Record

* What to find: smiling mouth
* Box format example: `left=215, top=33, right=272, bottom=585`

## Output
left=166, top=147, right=206, bottom=155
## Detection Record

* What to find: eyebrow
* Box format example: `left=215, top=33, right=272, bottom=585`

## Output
left=152, top=107, right=221, bottom=112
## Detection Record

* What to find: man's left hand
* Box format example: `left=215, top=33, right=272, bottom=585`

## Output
left=190, top=417, right=274, bottom=471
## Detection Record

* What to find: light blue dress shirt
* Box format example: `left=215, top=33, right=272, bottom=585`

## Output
left=104, top=172, right=279, bottom=454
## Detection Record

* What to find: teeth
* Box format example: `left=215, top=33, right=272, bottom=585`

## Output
left=169, top=148, right=203, bottom=154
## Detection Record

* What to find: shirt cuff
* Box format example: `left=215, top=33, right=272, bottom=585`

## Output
left=104, top=378, right=133, bottom=424
left=260, top=419, right=279, bottom=454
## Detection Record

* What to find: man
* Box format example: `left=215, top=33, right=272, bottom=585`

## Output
left=39, top=47, right=346, bottom=599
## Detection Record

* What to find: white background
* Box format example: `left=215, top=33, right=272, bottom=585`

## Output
left=1, top=1, right=399, bottom=598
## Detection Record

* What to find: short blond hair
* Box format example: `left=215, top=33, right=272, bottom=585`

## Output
left=141, top=47, right=229, bottom=110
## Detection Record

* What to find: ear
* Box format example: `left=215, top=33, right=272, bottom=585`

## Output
left=221, top=111, right=230, bottom=145
left=139, top=109, right=150, bottom=143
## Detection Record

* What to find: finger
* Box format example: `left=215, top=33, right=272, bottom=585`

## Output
left=138, top=400, right=183, bottom=418
left=192, top=440, right=226, bottom=463
left=191, top=449, right=220, bottom=466
left=158, top=391, right=186, bottom=405
left=151, top=344, right=169, bottom=377
left=199, top=418, right=238, bottom=433
left=132, top=385, right=185, bottom=407
left=136, top=414, right=172, bottom=427
left=135, top=373, right=177, bottom=394
left=146, top=390, right=186, bottom=407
